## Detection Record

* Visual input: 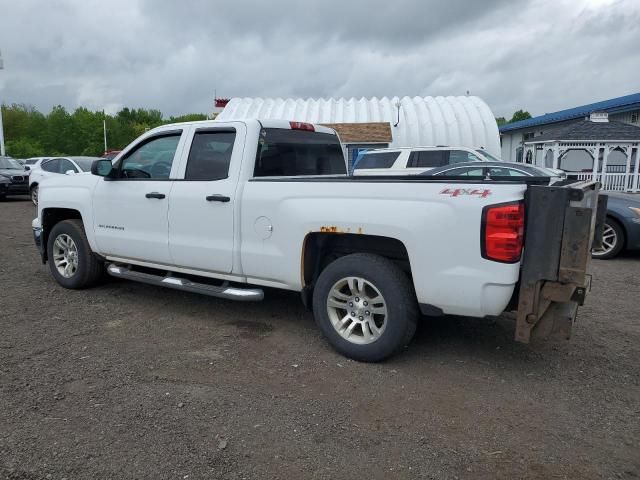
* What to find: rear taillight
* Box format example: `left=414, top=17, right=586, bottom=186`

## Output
left=481, top=201, right=525, bottom=263
left=289, top=121, right=315, bottom=131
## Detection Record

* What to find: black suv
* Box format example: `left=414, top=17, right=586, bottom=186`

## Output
left=0, top=157, right=29, bottom=199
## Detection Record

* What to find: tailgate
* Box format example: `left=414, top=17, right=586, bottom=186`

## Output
left=515, top=181, right=607, bottom=343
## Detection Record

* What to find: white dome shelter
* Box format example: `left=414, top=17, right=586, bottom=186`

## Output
left=216, top=96, right=501, bottom=164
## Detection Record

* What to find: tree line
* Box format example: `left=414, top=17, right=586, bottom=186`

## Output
left=1, top=104, right=208, bottom=158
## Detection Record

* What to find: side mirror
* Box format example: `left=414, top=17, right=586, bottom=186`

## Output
left=65, top=170, right=76, bottom=175
left=24, top=166, right=31, bottom=171
left=91, top=159, right=114, bottom=177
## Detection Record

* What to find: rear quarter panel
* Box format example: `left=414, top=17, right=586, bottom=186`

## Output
left=240, top=179, right=527, bottom=317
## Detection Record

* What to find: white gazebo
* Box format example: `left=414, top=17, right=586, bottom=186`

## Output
left=522, top=113, right=640, bottom=192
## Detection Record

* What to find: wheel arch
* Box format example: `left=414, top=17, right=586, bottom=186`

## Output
left=41, top=208, right=84, bottom=262
left=301, top=232, right=412, bottom=291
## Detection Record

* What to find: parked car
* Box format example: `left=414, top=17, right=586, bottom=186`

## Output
left=591, top=193, right=640, bottom=259
left=29, top=156, right=100, bottom=205
left=352, top=146, right=494, bottom=176
left=0, top=156, right=29, bottom=199
left=23, top=157, right=50, bottom=172
left=421, top=161, right=567, bottom=184
left=32, top=119, right=603, bottom=361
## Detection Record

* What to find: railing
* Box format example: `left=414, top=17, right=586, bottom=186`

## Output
left=567, top=172, right=639, bottom=192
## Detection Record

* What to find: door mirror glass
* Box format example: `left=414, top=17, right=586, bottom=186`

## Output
left=91, top=159, right=114, bottom=177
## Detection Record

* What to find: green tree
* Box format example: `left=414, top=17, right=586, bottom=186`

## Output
left=509, top=110, right=532, bottom=123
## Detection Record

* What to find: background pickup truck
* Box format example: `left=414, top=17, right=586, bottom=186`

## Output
left=32, top=119, right=605, bottom=361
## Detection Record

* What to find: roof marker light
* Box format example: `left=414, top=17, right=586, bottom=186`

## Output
left=289, top=121, right=315, bottom=132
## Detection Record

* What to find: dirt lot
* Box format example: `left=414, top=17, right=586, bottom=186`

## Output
left=0, top=197, right=639, bottom=480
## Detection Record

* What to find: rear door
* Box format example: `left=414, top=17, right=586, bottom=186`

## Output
left=167, top=123, right=246, bottom=273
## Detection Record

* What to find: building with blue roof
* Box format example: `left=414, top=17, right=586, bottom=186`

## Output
left=499, top=92, right=640, bottom=163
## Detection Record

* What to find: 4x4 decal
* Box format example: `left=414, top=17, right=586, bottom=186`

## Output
left=440, top=187, right=492, bottom=198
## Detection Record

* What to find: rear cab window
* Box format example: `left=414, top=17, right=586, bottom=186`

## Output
left=254, top=128, right=346, bottom=177
left=354, top=151, right=400, bottom=170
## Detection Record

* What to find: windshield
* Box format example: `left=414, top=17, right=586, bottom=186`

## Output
left=476, top=149, right=502, bottom=162
left=0, top=158, right=23, bottom=169
left=70, top=157, right=97, bottom=172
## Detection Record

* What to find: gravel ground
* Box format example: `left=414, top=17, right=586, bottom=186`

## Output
left=1, top=197, right=639, bottom=480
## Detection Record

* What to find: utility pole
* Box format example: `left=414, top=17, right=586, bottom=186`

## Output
left=103, top=117, right=107, bottom=154
left=0, top=49, right=5, bottom=156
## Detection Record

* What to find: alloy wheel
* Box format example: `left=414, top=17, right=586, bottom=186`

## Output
left=593, top=223, right=617, bottom=257
left=52, top=234, right=79, bottom=278
left=326, top=276, right=387, bottom=345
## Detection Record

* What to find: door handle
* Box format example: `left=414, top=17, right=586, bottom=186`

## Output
left=145, top=192, right=166, bottom=199
left=206, top=194, right=231, bottom=203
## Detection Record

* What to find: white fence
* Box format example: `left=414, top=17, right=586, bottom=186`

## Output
left=568, top=172, right=639, bottom=192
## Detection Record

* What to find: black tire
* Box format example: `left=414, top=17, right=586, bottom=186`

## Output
left=47, top=219, right=103, bottom=289
left=592, top=217, right=625, bottom=260
left=312, top=253, right=418, bottom=362
left=0, top=194, right=6, bottom=201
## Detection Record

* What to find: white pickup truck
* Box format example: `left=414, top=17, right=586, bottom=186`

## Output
left=32, top=119, right=606, bottom=361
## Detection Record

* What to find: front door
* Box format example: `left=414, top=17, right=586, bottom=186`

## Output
left=93, top=130, right=186, bottom=265
left=168, top=124, right=244, bottom=273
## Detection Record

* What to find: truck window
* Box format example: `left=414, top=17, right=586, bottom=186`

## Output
left=119, top=133, right=181, bottom=179
left=254, top=128, right=346, bottom=177
left=354, top=151, right=400, bottom=169
left=408, top=151, right=449, bottom=168
left=185, top=130, right=236, bottom=181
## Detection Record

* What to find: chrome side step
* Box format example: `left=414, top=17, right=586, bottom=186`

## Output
left=106, top=264, right=264, bottom=301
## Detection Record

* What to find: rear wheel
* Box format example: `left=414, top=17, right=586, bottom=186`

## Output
left=47, top=219, right=103, bottom=289
left=30, top=184, right=38, bottom=206
left=312, top=253, right=418, bottom=362
left=592, top=218, right=625, bottom=260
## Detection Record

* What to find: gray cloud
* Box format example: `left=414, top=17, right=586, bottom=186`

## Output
left=0, top=0, right=638, bottom=118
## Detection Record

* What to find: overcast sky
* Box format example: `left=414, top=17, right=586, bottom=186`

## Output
left=0, top=0, right=638, bottom=119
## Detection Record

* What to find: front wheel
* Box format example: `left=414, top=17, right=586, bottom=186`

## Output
left=47, top=219, right=103, bottom=289
left=312, top=253, right=418, bottom=362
